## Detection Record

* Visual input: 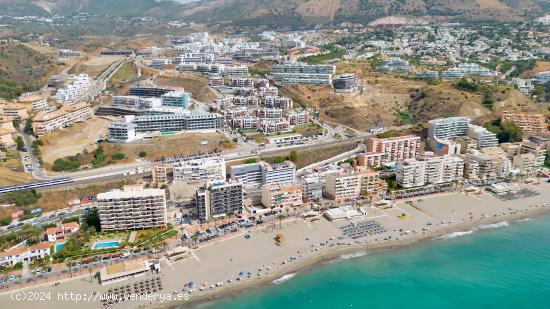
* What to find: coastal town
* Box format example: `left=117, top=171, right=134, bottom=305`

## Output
left=0, top=4, right=549, bottom=309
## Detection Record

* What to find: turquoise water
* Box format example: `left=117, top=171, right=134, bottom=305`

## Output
left=196, top=215, right=550, bottom=309
left=92, top=241, right=120, bottom=249
left=55, top=243, right=65, bottom=252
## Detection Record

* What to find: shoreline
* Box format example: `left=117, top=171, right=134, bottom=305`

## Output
left=2, top=183, right=549, bottom=309
left=161, top=204, right=550, bottom=309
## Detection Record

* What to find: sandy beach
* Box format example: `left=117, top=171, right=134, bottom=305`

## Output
left=1, top=182, right=549, bottom=309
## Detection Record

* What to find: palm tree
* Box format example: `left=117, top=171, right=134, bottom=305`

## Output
left=277, top=214, right=284, bottom=229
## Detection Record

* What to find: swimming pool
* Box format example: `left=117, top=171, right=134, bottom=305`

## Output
left=92, top=240, right=121, bottom=250
left=55, top=243, right=65, bottom=252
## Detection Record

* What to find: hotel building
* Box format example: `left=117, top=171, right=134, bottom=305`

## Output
left=97, top=187, right=167, bottom=231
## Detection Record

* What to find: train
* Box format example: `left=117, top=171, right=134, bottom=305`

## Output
left=0, top=178, right=73, bottom=194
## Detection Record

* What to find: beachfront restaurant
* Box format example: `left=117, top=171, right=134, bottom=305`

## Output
left=99, top=260, right=160, bottom=285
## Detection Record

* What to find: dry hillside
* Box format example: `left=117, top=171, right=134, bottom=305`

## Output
left=154, top=73, right=218, bottom=103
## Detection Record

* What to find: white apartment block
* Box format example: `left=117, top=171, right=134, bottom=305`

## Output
left=262, top=161, right=296, bottom=186
left=396, top=155, right=464, bottom=188
left=32, top=102, right=91, bottom=136
left=324, top=171, right=361, bottom=200
left=467, top=125, right=499, bottom=148
left=97, top=187, right=167, bottom=231
left=428, top=117, right=470, bottom=140
left=54, top=74, right=94, bottom=104
left=173, top=157, right=226, bottom=182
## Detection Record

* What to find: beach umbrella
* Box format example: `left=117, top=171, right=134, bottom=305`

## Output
left=239, top=271, right=244, bottom=276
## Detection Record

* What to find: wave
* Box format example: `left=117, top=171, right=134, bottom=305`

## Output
left=437, top=230, right=474, bottom=240
left=272, top=273, right=296, bottom=285
left=516, top=218, right=531, bottom=222
left=438, top=221, right=511, bottom=240
left=339, top=251, right=368, bottom=260
left=476, top=221, right=509, bottom=230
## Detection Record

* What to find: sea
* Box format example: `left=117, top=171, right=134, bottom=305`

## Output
left=191, top=214, right=550, bottom=309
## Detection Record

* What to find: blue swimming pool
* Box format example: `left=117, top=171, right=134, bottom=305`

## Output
left=92, top=241, right=121, bottom=250
left=55, top=243, right=65, bottom=252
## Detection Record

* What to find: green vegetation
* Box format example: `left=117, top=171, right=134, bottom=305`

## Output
left=376, top=130, right=401, bottom=138
left=15, top=136, right=25, bottom=151
left=4, top=189, right=41, bottom=206
left=24, top=118, right=33, bottom=134
left=244, top=158, right=257, bottom=164
left=486, top=119, right=523, bottom=143
left=112, top=152, right=125, bottom=160
left=397, top=110, right=415, bottom=125
left=482, top=91, right=495, bottom=110
left=532, top=82, right=550, bottom=102
left=368, top=54, right=384, bottom=70
left=52, top=156, right=81, bottom=171
left=456, top=78, right=480, bottom=92
left=0, top=79, right=23, bottom=99
left=92, top=146, right=106, bottom=167
left=545, top=151, right=550, bottom=169
left=138, top=151, right=146, bottom=158
left=301, top=44, right=345, bottom=64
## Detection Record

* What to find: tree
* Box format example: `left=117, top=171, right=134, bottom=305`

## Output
left=288, top=151, right=299, bottom=163
left=15, top=136, right=25, bottom=151
left=138, top=151, right=146, bottom=158
left=24, top=118, right=33, bottom=134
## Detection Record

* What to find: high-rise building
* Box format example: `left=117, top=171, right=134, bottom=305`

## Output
left=196, top=180, right=244, bottom=221
left=428, top=117, right=471, bottom=141
left=396, top=156, right=464, bottom=188
left=323, top=169, right=361, bottom=200
left=261, top=161, right=296, bottom=186
left=97, top=187, right=167, bottom=231
left=366, top=135, right=421, bottom=163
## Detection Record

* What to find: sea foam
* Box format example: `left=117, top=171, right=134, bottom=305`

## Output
left=339, top=251, right=368, bottom=260
left=437, top=230, right=474, bottom=240
left=476, top=221, right=509, bottom=230
left=272, top=273, right=296, bottom=285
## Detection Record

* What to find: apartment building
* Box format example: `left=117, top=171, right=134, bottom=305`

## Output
left=173, top=157, right=226, bottom=182
left=357, top=152, right=385, bottom=168
left=271, top=63, right=336, bottom=85
left=355, top=166, right=388, bottom=196
left=512, top=153, right=539, bottom=173
left=323, top=170, right=361, bottom=201
left=0, top=117, right=16, bottom=148
left=262, top=161, right=296, bottom=186
left=263, top=96, right=293, bottom=109
left=366, top=135, right=421, bottom=163
left=196, top=180, right=244, bottom=221
left=161, top=91, right=190, bottom=109
left=151, top=163, right=169, bottom=188
left=428, top=117, right=470, bottom=140
left=396, top=156, right=464, bottom=188
left=520, top=142, right=546, bottom=168
left=224, top=65, right=249, bottom=77
left=1, top=103, right=28, bottom=120
left=32, top=102, right=91, bottom=136
left=107, top=112, right=223, bottom=142
left=230, top=163, right=263, bottom=186
left=54, top=74, right=94, bottom=103
left=301, top=175, right=323, bottom=202
left=261, top=184, right=304, bottom=209
left=333, top=74, right=359, bottom=93
left=97, top=187, right=167, bottom=231
left=502, top=111, right=547, bottom=134
left=128, top=86, right=174, bottom=98
left=467, top=125, right=499, bottom=148
left=464, top=147, right=511, bottom=181
left=0, top=242, right=51, bottom=267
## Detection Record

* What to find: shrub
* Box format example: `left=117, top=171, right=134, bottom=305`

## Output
left=112, top=152, right=125, bottom=160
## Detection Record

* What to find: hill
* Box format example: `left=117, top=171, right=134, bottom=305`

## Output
left=0, top=43, right=58, bottom=99
left=0, top=0, right=548, bottom=25
left=181, top=0, right=550, bottom=26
